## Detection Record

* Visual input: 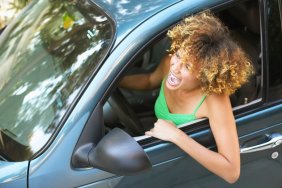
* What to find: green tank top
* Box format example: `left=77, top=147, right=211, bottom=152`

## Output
left=154, top=80, right=206, bottom=126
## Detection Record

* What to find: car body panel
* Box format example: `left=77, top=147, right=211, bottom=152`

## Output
left=0, top=161, right=28, bottom=187
left=93, top=0, right=180, bottom=47
left=105, top=104, right=282, bottom=188
left=93, top=0, right=228, bottom=48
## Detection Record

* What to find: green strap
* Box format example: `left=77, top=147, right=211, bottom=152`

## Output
left=193, top=95, right=206, bottom=115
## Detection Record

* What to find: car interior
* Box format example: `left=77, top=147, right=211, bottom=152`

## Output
left=103, top=0, right=262, bottom=137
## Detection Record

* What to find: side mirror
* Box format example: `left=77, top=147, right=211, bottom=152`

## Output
left=72, top=103, right=151, bottom=175
left=72, top=128, right=151, bottom=175
left=89, top=128, right=151, bottom=175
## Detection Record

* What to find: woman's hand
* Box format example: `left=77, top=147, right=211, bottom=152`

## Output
left=145, top=119, right=183, bottom=143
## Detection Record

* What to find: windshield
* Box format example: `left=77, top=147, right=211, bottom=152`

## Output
left=0, top=0, right=114, bottom=161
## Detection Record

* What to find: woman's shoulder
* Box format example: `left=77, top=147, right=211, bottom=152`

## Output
left=205, top=93, right=233, bottom=118
left=205, top=93, right=230, bottom=104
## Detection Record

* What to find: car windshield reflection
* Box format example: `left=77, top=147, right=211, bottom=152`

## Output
left=0, top=0, right=114, bottom=161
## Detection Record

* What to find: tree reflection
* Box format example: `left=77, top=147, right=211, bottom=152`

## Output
left=0, top=0, right=113, bottom=161
left=0, top=0, right=32, bottom=30
left=99, top=0, right=167, bottom=24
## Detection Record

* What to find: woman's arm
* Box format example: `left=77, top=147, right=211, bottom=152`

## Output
left=119, top=55, right=170, bottom=90
left=145, top=94, right=240, bottom=183
left=202, top=94, right=240, bottom=183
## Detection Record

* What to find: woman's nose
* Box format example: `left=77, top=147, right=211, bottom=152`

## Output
left=172, top=59, right=182, bottom=72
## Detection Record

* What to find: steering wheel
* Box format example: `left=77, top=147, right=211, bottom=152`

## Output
left=104, top=89, right=145, bottom=136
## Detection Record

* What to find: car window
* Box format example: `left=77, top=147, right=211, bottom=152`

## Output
left=102, top=0, right=262, bottom=138
left=0, top=0, right=114, bottom=161
left=267, top=0, right=282, bottom=102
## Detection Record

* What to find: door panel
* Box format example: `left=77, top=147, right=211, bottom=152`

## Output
left=0, top=161, right=28, bottom=188
left=86, top=104, right=282, bottom=188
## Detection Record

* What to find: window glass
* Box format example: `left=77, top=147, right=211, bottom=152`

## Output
left=267, top=0, right=282, bottom=101
left=0, top=0, right=114, bottom=161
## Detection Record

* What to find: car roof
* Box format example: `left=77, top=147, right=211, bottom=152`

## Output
left=93, top=0, right=181, bottom=46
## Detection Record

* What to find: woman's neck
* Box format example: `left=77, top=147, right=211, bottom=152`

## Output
left=170, top=87, right=202, bottom=99
left=164, top=86, right=203, bottom=114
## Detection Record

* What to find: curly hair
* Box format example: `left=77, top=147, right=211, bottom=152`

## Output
left=167, top=11, right=254, bottom=95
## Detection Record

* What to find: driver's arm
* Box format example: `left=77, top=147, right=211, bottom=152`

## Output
left=119, top=54, right=170, bottom=90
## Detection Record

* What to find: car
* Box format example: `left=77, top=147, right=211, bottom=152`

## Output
left=0, top=0, right=282, bottom=187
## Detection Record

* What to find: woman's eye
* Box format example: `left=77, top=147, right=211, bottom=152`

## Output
left=185, top=64, right=191, bottom=70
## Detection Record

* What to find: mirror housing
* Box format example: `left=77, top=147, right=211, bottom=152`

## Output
left=72, top=103, right=151, bottom=175
left=89, top=128, right=151, bottom=175
left=73, top=128, right=151, bottom=175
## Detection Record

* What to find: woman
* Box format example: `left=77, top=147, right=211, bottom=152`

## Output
left=120, top=11, right=253, bottom=183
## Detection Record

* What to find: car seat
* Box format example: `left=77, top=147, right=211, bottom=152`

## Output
left=228, top=1, right=261, bottom=107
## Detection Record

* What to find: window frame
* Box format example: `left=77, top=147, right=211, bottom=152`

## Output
left=96, top=0, right=266, bottom=148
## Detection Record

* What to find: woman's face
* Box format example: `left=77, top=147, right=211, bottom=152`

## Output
left=166, top=50, right=201, bottom=92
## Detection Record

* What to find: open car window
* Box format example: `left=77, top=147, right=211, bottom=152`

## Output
left=102, top=0, right=262, bottom=140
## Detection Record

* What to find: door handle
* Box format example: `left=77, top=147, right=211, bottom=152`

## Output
left=240, top=133, right=282, bottom=154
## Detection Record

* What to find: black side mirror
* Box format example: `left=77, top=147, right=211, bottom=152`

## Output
left=89, top=128, right=151, bottom=175
left=72, top=103, right=151, bottom=175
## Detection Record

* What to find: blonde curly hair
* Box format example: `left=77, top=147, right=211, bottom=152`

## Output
left=167, top=11, right=254, bottom=95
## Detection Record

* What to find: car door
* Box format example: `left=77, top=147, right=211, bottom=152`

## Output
left=81, top=0, right=282, bottom=187
left=25, top=0, right=282, bottom=187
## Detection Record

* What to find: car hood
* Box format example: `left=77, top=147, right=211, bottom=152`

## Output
left=0, top=160, right=28, bottom=184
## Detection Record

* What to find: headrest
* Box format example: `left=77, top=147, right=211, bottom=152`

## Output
left=229, top=2, right=260, bottom=34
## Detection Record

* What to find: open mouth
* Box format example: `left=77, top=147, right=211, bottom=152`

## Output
left=167, top=71, right=181, bottom=86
